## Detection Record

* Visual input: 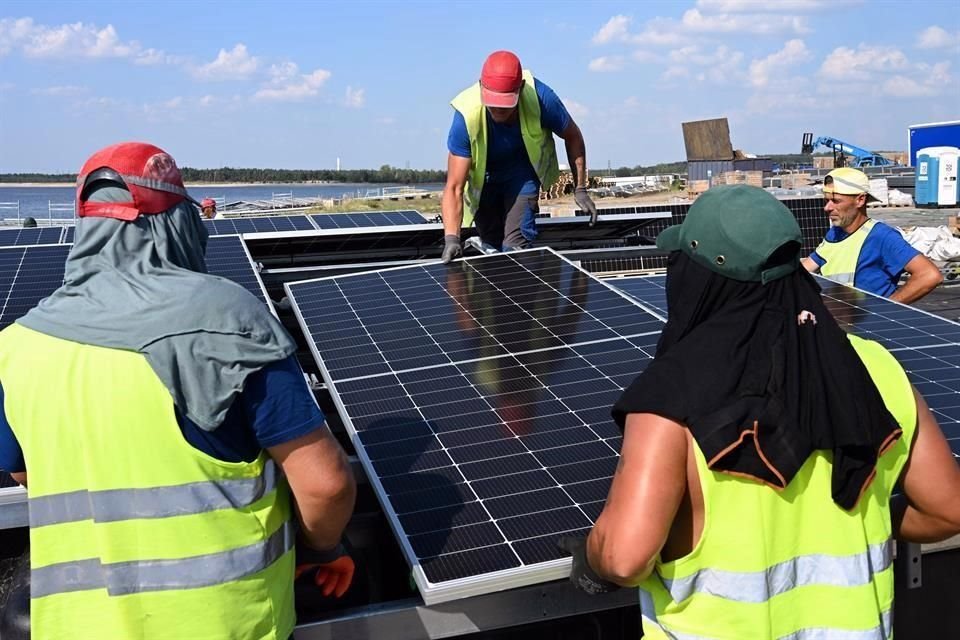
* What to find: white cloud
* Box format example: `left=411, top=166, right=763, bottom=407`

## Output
left=664, top=45, right=744, bottom=84
left=0, top=18, right=143, bottom=59
left=199, top=95, right=216, bottom=107
left=254, top=64, right=331, bottom=102
left=592, top=15, right=631, bottom=44
left=561, top=97, right=589, bottom=119
left=748, top=39, right=811, bottom=87
left=588, top=55, right=624, bottom=72
left=917, top=25, right=958, bottom=49
left=632, top=50, right=660, bottom=63
left=31, top=84, right=88, bottom=97
left=344, top=86, right=365, bottom=108
left=663, top=66, right=690, bottom=80
left=819, top=44, right=909, bottom=80
left=680, top=9, right=808, bottom=35
left=375, top=116, right=396, bottom=125
left=193, top=44, right=259, bottom=81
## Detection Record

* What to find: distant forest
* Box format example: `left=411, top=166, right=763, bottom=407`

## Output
left=1, top=155, right=816, bottom=184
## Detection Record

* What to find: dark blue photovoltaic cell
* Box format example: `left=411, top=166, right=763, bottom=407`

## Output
left=203, top=215, right=315, bottom=235
left=204, top=235, right=268, bottom=306
left=310, top=210, right=427, bottom=229
left=606, top=275, right=667, bottom=317
left=0, top=244, right=70, bottom=330
left=891, top=346, right=960, bottom=457
left=0, top=226, right=65, bottom=247
left=287, top=250, right=661, bottom=590
left=63, top=226, right=75, bottom=244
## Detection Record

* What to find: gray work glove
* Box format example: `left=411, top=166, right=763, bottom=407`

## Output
left=574, top=186, right=599, bottom=227
left=441, top=234, right=462, bottom=264
left=556, top=535, right=620, bottom=595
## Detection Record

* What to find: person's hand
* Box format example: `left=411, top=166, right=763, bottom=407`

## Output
left=442, top=234, right=462, bottom=264
left=295, top=541, right=355, bottom=598
left=556, top=535, right=620, bottom=595
left=574, top=186, right=599, bottom=227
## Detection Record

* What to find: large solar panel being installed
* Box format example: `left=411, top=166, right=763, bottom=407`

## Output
left=0, top=227, right=64, bottom=247
left=285, top=249, right=662, bottom=603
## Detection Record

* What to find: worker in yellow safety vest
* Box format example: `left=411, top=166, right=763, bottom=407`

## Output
left=802, top=167, right=942, bottom=303
left=440, top=50, right=598, bottom=263
left=558, top=185, right=960, bottom=639
left=0, top=142, right=356, bottom=639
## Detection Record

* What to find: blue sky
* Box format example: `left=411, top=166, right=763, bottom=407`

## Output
left=1, top=0, right=957, bottom=173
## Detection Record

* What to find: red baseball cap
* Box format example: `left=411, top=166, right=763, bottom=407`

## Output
left=201, top=198, right=217, bottom=209
left=480, top=50, right=523, bottom=108
left=76, top=142, right=199, bottom=221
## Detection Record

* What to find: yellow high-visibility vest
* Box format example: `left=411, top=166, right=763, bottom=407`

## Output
left=0, top=323, right=296, bottom=640
left=817, top=218, right=877, bottom=287
left=640, top=334, right=915, bottom=640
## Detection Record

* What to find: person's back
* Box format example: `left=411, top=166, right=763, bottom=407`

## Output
left=640, top=335, right=912, bottom=639
left=0, top=323, right=295, bottom=639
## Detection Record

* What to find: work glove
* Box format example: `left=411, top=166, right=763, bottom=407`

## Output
left=441, top=234, right=462, bottom=264
left=574, top=186, right=599, bottom=227
left=556, top=535, right=620, bottom=595
left=295, top=540, right=356, bottom=598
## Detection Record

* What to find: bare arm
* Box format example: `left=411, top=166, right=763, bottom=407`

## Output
left=890, top=254, right=943, bottom=304
left=10, top=472, right=25, bottom=487
left=268, top=425, right=356, bottom=550
left=891, top=388, right=960, bottom=543
left=441, top=153, right=471, bottom=237
left=560, top=119, right=588, bottom=188
left=586, top=413, right=688, bottom=585
left=801, top=256, right=820, bottom=273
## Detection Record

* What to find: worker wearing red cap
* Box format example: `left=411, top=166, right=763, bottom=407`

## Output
left=0, top=142, right=356, bottom=638
left=441, top=50, right=598, bottom=263
left=200, top=197, right=217, bottom=219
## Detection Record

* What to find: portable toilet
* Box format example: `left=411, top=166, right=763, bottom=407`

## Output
left=937, top=149, right=958, bottom=207
left=916, top=146, right=960, bottom=206
left=915, top=152, right=937, bottom=206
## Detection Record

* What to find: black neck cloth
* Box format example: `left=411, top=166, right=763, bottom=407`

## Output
left=612, top=252, right=902, bottom=510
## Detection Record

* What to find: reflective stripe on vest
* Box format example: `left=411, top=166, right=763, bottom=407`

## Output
left=817, top=218, right=877, bottom=287
left=645, top=609, right=893, bottom=640
left=663, top=541, right=891, bottom=604
left=32, top=520, right=293, bottom=598
left=29, top=460, right=277, bottom=527
left=450, top=70, right=560, bottom=227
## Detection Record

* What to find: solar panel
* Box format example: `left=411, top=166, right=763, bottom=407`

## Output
left=310, top=210, right=427, bottom=229
left=0, top=227, right=64, bottom=247
left=203, top=215, right=315, bottom=235
left=0, top=244, right=70, bottom=330
left=63, top=226, right=75, bottom=244
left=285, top=249, right=662, bottom=603
left=204, top=235, right=272, bottom=308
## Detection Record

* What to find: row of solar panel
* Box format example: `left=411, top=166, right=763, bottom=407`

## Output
left=203, top=210, right=429, bottom=235
left=0, top=236, right=269, bottom=332
left=0, top=211, right=429, bottom=249
left=285, top=249, right=960, bottom=605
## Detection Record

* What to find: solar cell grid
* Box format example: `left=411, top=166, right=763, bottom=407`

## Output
left=310, top=210, right=426, bottom=229
left=203, top=215, right=315, bottom=235
left=286, top=249, right=665, bottom=602
left=0, top=227, right=64, bottom=247
left=0, top=245, right=70, bottom=330
left=204, top=235, right=271, bottom=307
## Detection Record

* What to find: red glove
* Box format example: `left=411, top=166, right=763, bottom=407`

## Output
left=295, top=541, right=355, bottom=598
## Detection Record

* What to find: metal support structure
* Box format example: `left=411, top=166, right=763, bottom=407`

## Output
left=900, top=541, right=923, bottom=589
left=293, top=581, right=639, bottom=640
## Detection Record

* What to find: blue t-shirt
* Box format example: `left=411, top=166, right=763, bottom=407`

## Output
left=809, top=221, right=920, bottom=297
left=447, top=78, right=571, bottom=195
left=0, top=354, right=324, bottom=472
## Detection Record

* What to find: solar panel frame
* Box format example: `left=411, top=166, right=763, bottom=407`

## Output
left=310, top=210, right=428, bottom=229
left=284, top=249, right=665, bottom=603
left=202, top=215, right=316, bottom=235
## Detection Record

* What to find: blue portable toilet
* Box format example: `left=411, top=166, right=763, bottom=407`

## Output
left=915, top=153, right=937, bottom=206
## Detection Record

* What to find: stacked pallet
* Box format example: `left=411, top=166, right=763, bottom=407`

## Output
left=720, top=171, right=763, bottom=187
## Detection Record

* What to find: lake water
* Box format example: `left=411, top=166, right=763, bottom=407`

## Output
left=0, top=183, right=443, bottom=221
